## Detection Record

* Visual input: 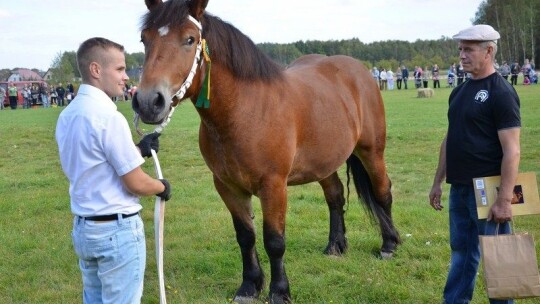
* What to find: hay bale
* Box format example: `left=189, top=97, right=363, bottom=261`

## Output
left=417, top=88, right=434, bottom=98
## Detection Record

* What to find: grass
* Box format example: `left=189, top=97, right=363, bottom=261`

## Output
left=0, top=83, right=539, bottom=303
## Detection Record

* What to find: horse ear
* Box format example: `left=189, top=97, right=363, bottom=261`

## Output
left=145, top=0, right=162, bottom=10
left=187, top=0, right=208, bottom=19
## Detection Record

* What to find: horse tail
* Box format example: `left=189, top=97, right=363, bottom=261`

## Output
left=346, top=154, right=397, bottom=243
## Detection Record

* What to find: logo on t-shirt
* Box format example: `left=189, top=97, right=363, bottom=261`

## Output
left=474, top=90, right=489, bottom=103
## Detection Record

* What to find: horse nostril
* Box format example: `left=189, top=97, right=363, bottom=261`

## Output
left=154, top=92, right=165, bottom=111
left=131, top=92, right=140, bottom=114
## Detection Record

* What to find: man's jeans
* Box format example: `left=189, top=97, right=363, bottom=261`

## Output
left=443, top=184, right=513, bottom=304
left=72, top=214, right=146, bottom=304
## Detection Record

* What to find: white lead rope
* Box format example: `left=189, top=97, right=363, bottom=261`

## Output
left=151, top=148, right=167, bottom=304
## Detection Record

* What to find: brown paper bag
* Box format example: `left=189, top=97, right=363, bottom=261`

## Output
left=479, top=233, right=540, bottom=299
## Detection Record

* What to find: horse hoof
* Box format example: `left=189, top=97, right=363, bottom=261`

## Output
left=324, top=238, right=348, bottom=256
left=380, top=251, right=393, bottom=259
left=233, top=295, right=259, bottom=304
left=324, top=245, right=345, bottom=256
left=269, top=293, right=291, bottom=304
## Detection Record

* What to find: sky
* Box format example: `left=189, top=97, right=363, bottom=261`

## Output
left=1, top=0, right=484, bottom=71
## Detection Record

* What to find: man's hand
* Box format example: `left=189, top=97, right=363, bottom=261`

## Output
left=157, top=179, right=171, bottom=201
left=429, top=185, right=444, bottom=211
left=488, top=197, right=513, bottom=223
left=136, top=132, right=161, bottom=158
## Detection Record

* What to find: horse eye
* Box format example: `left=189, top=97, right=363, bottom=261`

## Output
left=186, top=37, right=195, bottom=45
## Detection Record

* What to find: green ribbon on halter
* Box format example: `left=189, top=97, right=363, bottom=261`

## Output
left=196, top=39, right=211, bottom=109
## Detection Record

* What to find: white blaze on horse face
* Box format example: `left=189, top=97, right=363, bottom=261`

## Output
left=158, top=25, right=169, bottom=37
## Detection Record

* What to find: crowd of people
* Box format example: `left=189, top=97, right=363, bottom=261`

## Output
left=1, top=80, right=138, bottom=110
left=370, top=58, right=537, bottom=91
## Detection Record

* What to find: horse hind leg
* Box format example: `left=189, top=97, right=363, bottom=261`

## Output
left=318, top=172, right=348, bottom=256
left=213, top=177, right=265, bottom=303
left=347, top=153, right=401, bottom=258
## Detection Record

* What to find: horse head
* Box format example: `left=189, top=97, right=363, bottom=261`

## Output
left=132, top=0, right=208, bottom=124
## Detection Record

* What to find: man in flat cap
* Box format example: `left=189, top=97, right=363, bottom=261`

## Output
left=429, top=24, right=520, bottom=304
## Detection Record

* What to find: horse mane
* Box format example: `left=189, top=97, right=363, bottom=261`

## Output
left=141, top=0, right=284, bottom=81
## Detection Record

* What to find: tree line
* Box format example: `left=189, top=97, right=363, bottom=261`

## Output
left=7, top=0, right=538, bottom=84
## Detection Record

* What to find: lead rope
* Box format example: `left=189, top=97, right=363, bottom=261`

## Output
left=133, top=15, right=204, bottom=304
left=151, top=148, right=167, bottom=304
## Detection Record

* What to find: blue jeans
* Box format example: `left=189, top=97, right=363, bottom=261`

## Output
left=41, top=93, right=49, bottom=108
left=443, top=184, right=513, bottom=304
left=72, top=214, right=146, bottom=304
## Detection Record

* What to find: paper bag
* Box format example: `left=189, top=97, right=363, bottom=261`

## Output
left=479, top=233, right=540, bottom=299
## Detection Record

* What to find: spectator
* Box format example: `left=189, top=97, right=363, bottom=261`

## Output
left=56, top=83, right=66, bottom=106
left=22, top=85, right=31, bottom=109
left=456, top=63, right=465, bottom=85
left=40, top=83, right=50, bottom=108
left=510, top=60, right=520, bottom=86
left=31, top=84, right=40, bottom=107
left=0, top=86, right=5, bottom=110
left=130, top=85, right=138, bottom=98
left=447, top=68, right=455, bottom=88
left=414, top=66, right=422, bottom=88
left=499, top=61, right=510, bottom=81
left=371, top=67, right=380, bottom=89
left=379, top=68, right=387, bottom=90
left=387, top=68, right=394, bottom=90
left=522, top=59, right=531, bottom=84
left=422, top=66, right=431, bottom=88
left=401, top=65, right=409, bottom=89
left=50, top=86, right=58, bottom=107
left=66, top=82, right=75, bottom=105
left=396, top=68, right=403, bottom=90
left=8, top=82, right=18, bottom=109
left=432, top=64, right=440, bottom=88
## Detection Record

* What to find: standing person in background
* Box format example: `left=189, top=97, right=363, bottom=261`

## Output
left=510, top=60, right=520, bottom=86
left=50, top=86, right=58, bottom=107
left=8, top=82, right=18, bottom=109
left=422, top=66, right=431, bottom=88
left=499, top=61, right=510, bottom=81
left=40, top=83, right=50, bottom=108
left=401, top=65, right=409, bottom=89
left=396, top=68, right=403, bottom=90
left=56, top=37, right=171, bottom=304
left=66, top=82, right=75, bottom=105
left=448, top=63, right=457, bottom=80
left=371, top=67, right=380, bottom=89
left=56, top=83, right=66, bottom=107
left=379, top=68, right=387, bottom=90
left=31, top=84, right=40, bottom=107
left=521, top=59, right=531, bottom=84
left=22, top=85, right=31, bottom=109
left=387, top=68, right=394, bottom=90
left=414, top=66, right=422, bottom=88
left=456, top=63, right=465, bottom=86
left=432, top=64, right=440, bottom=88
left=0, top=85, right=5, bottom=110
left=429, top=24, right=520, bottom=304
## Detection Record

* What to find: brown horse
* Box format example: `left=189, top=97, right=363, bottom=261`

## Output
left=132, top=0, right=400, bottom=303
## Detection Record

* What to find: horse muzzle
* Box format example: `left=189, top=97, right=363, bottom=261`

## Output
left=132, top=90, right=170, bottom=124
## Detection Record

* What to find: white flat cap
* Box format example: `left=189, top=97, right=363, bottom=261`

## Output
left=452, top=24, right=500, bottom=42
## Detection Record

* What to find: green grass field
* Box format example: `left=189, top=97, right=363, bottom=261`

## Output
left=0, top=83, right=539, bottom=303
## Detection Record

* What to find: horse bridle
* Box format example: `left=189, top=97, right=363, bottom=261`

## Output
left=172, top=15, right=204, bottom=104
left=134, top=15, right=204, bottom=135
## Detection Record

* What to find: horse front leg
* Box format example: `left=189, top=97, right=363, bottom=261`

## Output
left=259, top=177, right=291, bottom=304
left=213, top=177, right=264, bottom=303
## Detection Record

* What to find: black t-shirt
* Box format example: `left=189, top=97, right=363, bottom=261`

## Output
left=446, top=72, right=520, bottom=185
